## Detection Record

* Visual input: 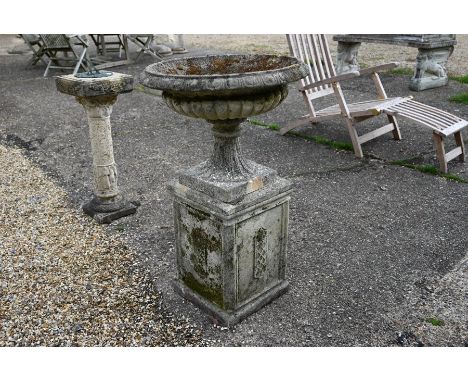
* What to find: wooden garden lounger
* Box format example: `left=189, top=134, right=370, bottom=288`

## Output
left=282, top=34, right=466, bottom=173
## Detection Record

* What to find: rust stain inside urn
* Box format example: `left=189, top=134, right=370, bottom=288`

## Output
left=156, top=55, right=298, bottom=76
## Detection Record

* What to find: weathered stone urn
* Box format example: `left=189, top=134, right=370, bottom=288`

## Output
left=140, top=55, right=308, bottom=326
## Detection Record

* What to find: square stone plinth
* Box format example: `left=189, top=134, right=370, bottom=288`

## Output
left=178, top=160, right=277, bottom=204
left=169, top=176, right=293, bottom=327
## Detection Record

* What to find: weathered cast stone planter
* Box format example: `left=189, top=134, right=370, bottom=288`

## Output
left=140, top=55, right=307, bottom=326
left=56, top=72, right=138, bottom=223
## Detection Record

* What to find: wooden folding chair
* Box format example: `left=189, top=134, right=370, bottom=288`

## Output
left=40, top=34, right=91, bottom=77
left=21, top=34, right=48, bottom=66
left=89, top=34, right=127, bottom=58
left=282, top=34, right=466, bottom=173
left=126, top=35, right=163, bottom=62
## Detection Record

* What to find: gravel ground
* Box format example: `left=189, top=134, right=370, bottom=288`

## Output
left=392, top=253, right=468, bottom=347
left=0, top=144, right=212, bottom=346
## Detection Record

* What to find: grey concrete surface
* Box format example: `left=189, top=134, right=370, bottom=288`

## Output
left=0, top=35, right=466, bottom=346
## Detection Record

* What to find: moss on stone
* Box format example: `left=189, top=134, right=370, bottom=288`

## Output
left=182, top=271, right=224, bottom=308
left=188, top=227, right=221, bottom=278
left=187, top=207, right=210, bottom=222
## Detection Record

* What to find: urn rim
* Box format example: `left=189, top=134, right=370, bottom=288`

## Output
left=139, top=54, right=308, bottom=94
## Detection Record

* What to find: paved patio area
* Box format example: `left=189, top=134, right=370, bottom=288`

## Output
left=0, top=35, right=466, bottom=346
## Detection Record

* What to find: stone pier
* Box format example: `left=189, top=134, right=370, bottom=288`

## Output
left=169, top=119, right=293, bottom=327
left=56, top=72, right=138, bottom=223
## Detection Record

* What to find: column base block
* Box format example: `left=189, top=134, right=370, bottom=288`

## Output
left=82, top=197, right=139, bottom=224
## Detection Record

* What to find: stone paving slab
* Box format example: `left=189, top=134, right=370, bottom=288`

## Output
left=0, top=38, right=466, bottom=346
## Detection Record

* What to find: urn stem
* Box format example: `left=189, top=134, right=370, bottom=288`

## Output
left=207, top=119, right=253, bottom=179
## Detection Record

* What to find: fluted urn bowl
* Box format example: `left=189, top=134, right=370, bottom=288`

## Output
left=140, top=54, right=308, bottom=203
left=140, top=54, right=308, bottom=120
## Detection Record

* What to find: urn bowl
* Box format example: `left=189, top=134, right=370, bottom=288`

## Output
left=139, top=54, right=308, bottom=120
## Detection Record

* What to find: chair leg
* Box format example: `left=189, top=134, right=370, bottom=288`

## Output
left=387, top=114, right=402, bottom=141
left=454, top=131, right=465, bottom=162
left=345, top=118, right=363, bottom=158
left=135, top=43, right=144, bottom=61
left=133, top=37, right=148, bottom=61
left=43, top=58, right=53, bottom=77
left=432, top=132, right=448, bottom=173
left=73, top=48, right=87, bottom=75
left=123, top=36, right=129, bottom=60
left=279, top=115, right=312, bottom=135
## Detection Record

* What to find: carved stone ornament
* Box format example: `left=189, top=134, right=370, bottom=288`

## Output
left=141, top=55, right=307, bottom=326
left=55, top=72, right=138, bottom=223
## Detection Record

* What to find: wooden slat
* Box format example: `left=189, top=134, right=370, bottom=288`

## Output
left=394, top=104, right=457, bottom=127
left=403, top=100, right=461, bottom=124
left=319, top=34, right=336, bottom=77
left=288, top=35, right=317, bottom=118
left=309, top=113, right=346, bottom=123
left=358, top=123, right=394, bottom=144
left=296, top=35, right=312, bottom=84
left=94, top=59, right=133, bottom=69
left=454, top=131, right=465, bottom=162
left=378, top=96, right=411, bottom=110
left=300, top=71, right=360, bottom=91
left=388, top=104, right=443, bottom=130
left=351, top=109, right=383, bottom=118
left=391, top=102, right=453, bottom=129
left=400, top=101, right=459, bottom=125
left=295, top=35, right=315, bottom=87
left=445, top=147, right=463, bottom=162
left=308, top=34, right=327, bottom=88
left=279, top=116, right=312, bottom=135
left=302, top=34, right=323, bottom=90
left=317, top=98, right=403, bottom=117
left=287, top=35, right=310, bottom=90
left=442, top=120, right=468, bottom=136
left=371, top=72, right=387, bottom=99
left=433, top=133, right=448, bottom=173
left=332, top=82, right=352, bottom=118
left=307, top=88, right=335, bottom=100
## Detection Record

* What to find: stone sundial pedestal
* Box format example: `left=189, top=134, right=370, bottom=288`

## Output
left=55, top=72, right=138, bottom=224
left=141, top=55, right=307, bottom=326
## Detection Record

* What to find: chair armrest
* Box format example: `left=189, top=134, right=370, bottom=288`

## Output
left=299, top=71, right=360, bottom=91
left=358, top=62, right=399, bottom=76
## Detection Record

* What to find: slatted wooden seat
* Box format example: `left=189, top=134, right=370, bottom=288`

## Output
left=281, top=34, right=466, bottom=173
